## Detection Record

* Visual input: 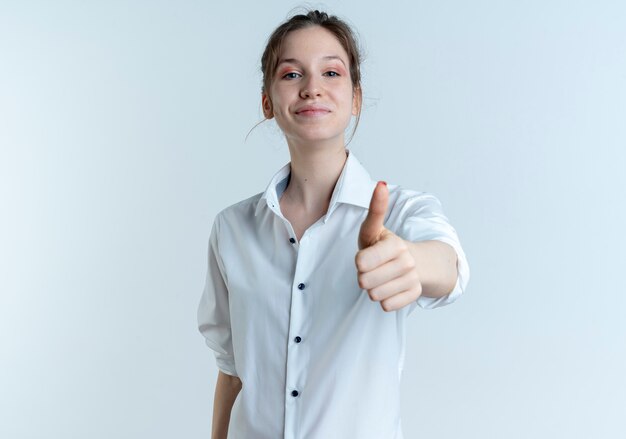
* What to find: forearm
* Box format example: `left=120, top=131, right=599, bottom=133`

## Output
left=212, top=370, right=242, bottom=439
left=405, top=240, right=458, bottom=298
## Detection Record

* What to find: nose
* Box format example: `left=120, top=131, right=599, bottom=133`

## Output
left=299, top=75, right=322, bottom=99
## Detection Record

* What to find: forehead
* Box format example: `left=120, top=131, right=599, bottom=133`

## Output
left=279, top=26, right=349, bottom=63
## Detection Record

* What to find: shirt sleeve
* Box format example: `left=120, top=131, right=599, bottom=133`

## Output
left=395, top=191, right=470, bottom=311
left=197, top=213, right=238, bottom=377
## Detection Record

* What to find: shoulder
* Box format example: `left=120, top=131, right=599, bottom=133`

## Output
left=386, top=183, right=444, bottom=216
left=214, top=191, right=264, bottom=226
left=384, top=184, right=457, bottom=244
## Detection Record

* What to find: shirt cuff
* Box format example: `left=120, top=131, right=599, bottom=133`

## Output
left=215, top=353, right=238, bottom=377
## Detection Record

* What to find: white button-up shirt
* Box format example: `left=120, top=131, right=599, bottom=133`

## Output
left=197, top=148, right=470, bottom=439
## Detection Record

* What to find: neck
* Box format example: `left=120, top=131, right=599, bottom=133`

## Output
left=281, top=141, right=349, bottom=214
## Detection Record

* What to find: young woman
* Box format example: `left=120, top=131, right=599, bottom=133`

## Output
left=198, top=9, right=470, bottom=439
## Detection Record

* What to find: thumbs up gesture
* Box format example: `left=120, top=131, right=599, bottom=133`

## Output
left=355, top=181, right=423, bottom=312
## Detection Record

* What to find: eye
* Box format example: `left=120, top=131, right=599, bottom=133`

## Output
left=325, top=71, right=340, bottom=77
left=282, top=72, right=301, bottom=80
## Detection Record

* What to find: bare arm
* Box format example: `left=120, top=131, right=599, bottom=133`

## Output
left=406, top=240, right=458, bottom=298
left=212, top=370, right=242, bottom=439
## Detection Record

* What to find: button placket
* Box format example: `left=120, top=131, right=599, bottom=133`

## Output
left=283, top=226, right=319, bottom=439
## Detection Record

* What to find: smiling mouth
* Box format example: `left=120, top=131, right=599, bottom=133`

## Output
left=296, top=110, right=330, bottom=117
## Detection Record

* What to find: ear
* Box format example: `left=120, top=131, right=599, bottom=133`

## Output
left=352, top=86, right=362, bottom=116
left=262, top=92, right=274, bottom=119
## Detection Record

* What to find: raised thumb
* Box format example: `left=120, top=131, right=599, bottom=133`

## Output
left=358, top=181, right=389, bottom=249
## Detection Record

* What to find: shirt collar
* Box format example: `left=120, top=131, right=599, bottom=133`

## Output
left=254, top=148, right=377, bottom=223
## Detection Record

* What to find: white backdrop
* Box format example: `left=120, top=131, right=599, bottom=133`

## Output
left=1, top=1, right=625, bottom=438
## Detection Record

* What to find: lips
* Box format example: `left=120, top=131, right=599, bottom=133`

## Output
left=296, top=104, right=331, bottom=114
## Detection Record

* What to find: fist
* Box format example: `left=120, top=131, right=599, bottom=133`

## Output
left=355, top=181, right=423, bottom=312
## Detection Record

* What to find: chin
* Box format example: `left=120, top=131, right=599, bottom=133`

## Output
left=296, top=132, right=343, bottom=143
left=296, top=125, right=348, bottom=138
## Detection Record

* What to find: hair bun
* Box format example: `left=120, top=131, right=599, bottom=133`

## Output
left=310, top=10, right=329, bottom=21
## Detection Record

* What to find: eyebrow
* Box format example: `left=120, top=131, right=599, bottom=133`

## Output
left=276, top=55, right=347, bottom=69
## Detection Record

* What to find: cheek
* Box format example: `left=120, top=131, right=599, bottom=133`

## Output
left=268, top=88, right=288, bottom=109
left=337, top=89, right=356, bottom=108
left=271, top=104, right=289, bottom=122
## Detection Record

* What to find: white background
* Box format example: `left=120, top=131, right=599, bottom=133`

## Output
left=1, top=1, right=624, bottom=437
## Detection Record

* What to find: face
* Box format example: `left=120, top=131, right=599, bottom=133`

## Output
left=262, top=26, right=361, bottom=145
